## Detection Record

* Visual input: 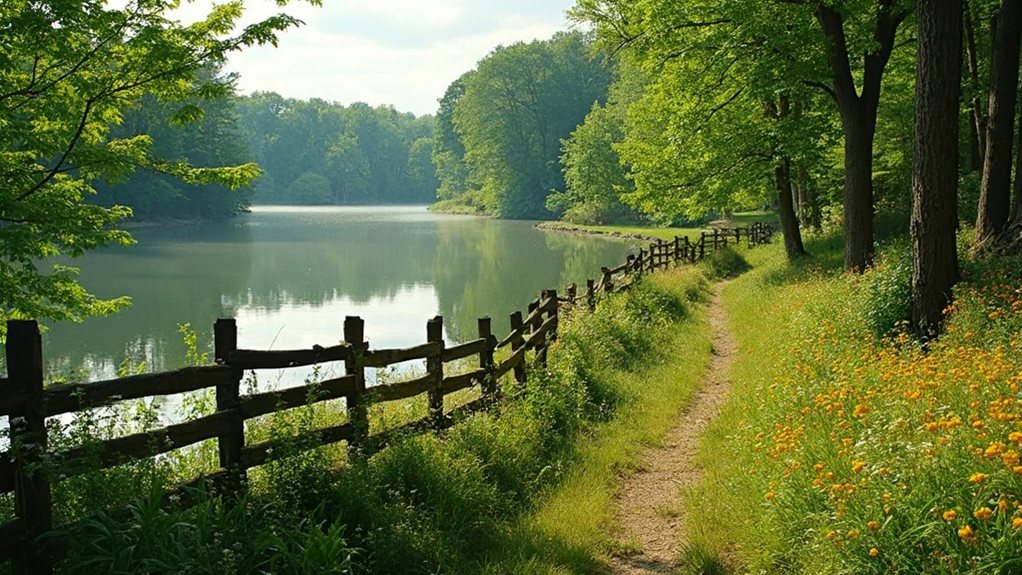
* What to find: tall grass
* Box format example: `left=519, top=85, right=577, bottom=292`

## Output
left=687, top=231, right=1022, bottom=574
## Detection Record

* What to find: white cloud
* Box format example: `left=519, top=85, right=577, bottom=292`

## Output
left=184, top=0, right=576, bottom=116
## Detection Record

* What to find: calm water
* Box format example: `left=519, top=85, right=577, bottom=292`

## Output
left=38, top=206, right=636, bottom=383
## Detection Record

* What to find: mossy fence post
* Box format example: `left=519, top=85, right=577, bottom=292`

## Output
left=214, top=318, right=246, bottom=497
left=509, top=310, right=526, bottom=386
left=7, top=320, right=53, bottom=575
left=344, top=316, right=367, bottom=453
left=586, top=279, right=596, bottom=310
left=426, top=316, right=445, bottom=428
left=477, top=317, right=497, bottom=399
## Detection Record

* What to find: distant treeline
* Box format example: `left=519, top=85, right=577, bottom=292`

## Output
left=91, top=81, right=437, bottom=220
left=236, top=94, right=437, bottom=206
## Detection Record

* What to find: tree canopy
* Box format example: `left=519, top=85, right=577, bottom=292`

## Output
left=434, top=31, right=614, bottom=219
left=236, top=94, right=437, bottom=205
left=0, top=0, right=308, bottom=329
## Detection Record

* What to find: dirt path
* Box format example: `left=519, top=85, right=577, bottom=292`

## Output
left=607, top=283, right=736, bottom=574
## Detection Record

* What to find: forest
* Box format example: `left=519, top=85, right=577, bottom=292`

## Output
left=4, top=0, right=1022, bottom=573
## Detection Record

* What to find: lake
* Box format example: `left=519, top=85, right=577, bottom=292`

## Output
left=36, top=206, right=637, bottom=384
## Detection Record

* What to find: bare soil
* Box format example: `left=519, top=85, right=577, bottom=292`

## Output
left=607, top=283, right=736, bottom=574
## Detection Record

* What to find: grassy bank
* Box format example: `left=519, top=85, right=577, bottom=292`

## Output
left=476, top=265, right=715, bottom=573
left=686, top=233, right=1022, bottom=573
left=40, top=265, right=714, bottom=574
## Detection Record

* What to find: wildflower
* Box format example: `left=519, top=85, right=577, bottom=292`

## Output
left=867, top=520, right=880, bottom=531
left=969, top=472, right=989, bottom=484
left=1012, top=518, right=1022, bottom=530
left=869, top=547, right=879, bottom=557
left=973, top=507, right=993, bottom=521
left=765, top=492, right=775, bottom=501
left=851, top=460, right=865, bottom=473
left=943, top=510, right=957, bottom=522
left=853, top=404, right=869, bottom=418
left=847, top=529, right=860, bottom=539
left=985, top=443, right=1005, bottom=458
left=958, top=524, right=975, bottom=540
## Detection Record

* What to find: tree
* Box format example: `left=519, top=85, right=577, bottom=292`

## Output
left=911, top=0, right=962, bottom=333
left=551, top=101, right=635, bottom=224
left=572, top=0, right=913, bottom=269
left=812, top=1, right=911, bottom=271
left=450, top=32, right=613, bottom=218
left=0, top=0, right=305, bottom=329
left=975, top=0, right=1022, bottom=250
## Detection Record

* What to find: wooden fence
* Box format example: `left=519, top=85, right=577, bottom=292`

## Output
left=0, top=222, right=772, bottom=573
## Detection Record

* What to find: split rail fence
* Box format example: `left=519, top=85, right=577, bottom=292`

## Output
left=0, top=222, right=772, bottom=573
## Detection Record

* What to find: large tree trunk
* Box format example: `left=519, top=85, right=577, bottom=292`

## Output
left=841, top=108, right=877, bottom=271
left=776, top=158, right=807, bottom=261
left=815, top=5, right=906, bottom=272
left=976, top=0, right=1022, bottom=248
left=912, top=0, right=962, bottom=335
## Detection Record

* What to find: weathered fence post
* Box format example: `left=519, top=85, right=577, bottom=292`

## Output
left=536, top=290, right=557, bottom=368
left=735, top=228, right=741, bottom=246
left=686, top=236, right=695, bottom=263
left=626, top=255, right=635, bottom=277
left=586, top=279, right=596, bottom=311
left=477, top=317, right=497, bottom=399
left=344, top=316, right=367, bottom=454
left=214, top=318, right=246, bottom=497
left=426, top=316, right=445, bottom=428
left=674, top=236, right=682, bottom=265
left=566, top=283, right=577, bottom=305
left=601, top=267, right=614, bottom=293
left=699, top=232, right=707, bottom=260
left=509, top=311, right=527, bottom=386
left=7, top=320, right=53, bottom=575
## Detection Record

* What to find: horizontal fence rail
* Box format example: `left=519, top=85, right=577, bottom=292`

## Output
left=0, top=221, right=772, bottom=574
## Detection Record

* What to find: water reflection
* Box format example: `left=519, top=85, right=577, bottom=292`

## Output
left=36, top=206, right=637, bottom=382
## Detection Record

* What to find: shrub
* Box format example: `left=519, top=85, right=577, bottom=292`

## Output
left=862, top=241, right=912, bottom=337
left=703, top=246, right=750, bottom=279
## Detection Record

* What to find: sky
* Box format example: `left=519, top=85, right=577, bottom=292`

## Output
left=180, top=0, right=578, bottom=117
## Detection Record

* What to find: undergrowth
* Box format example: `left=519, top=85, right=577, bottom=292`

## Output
left=688, top=231, right=1022, bottom=574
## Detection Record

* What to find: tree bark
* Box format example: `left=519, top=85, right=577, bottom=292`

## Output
left=815, top=4, right=906, bottom=272
left=912, top=0, right=962, bottom=336
left=776, top=158, right=807, bottom=261
left=976, top=0, right=1022, bottom=247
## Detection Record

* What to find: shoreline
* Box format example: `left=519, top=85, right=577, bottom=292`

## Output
left=534, top=221, right=664, bottom=243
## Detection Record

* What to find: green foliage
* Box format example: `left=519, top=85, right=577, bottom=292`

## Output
left=441, top=32, right=613, bottom=218
left=235, top=95, right=436, bottom=205
left=862, top=241, right=913, bottom=337
left=0, top=0, right=307, bottom=329
left=286, top=172, right=334, bottom=205
left=92, top=71, right=256, bottom=221
left=63, top=492, right=357, bottom=575
left=702, top=246, right=751, bottom=279
left=553, top=101, right=636, bottom=225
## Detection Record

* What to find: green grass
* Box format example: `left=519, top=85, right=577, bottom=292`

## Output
left=537, top=211, right=778, bottom=243
left=475, top=265, right=715, bottom=573
left=537, top=221, right=705, bottom=242
left=684, top=230, right=1022, bottom=574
